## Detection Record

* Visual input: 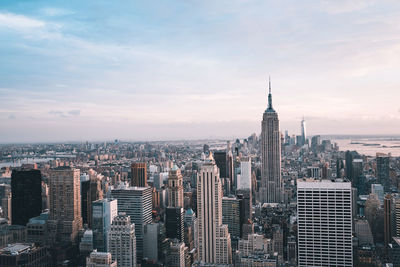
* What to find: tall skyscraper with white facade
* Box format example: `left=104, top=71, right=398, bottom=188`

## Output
left=297, top=179, right=353, bottom=267
left=111, top=184, right=152, bottom=261
left=92, top=198, right=118, bottom=252
left=259, top=79, right=282, bottom=203
left=47, top=167, right=83, bottom=244
left=237, top=157, right=251, bottom=190
left=108, top=213, right=136, bottom=267
left=197, top=156, right=232, bottom=264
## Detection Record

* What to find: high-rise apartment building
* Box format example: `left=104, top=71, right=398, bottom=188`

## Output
left=92, top=198, right=118, bottom=252
left=111, top=184, right=151, bottom=261
left=259, top=79, right=282, bottom=203
left=47, top=167, right=82, bottom=244
left=11, top=169, right=42, bottom=226
left=131, top=162, right=147, bottom=187
left=168, top=165, right=184, bottom=208
left=197, top=157, right=232, bottom=264
left=297, top=179, right=352, bottom=267
left=108, top=213, right=136, bottom=267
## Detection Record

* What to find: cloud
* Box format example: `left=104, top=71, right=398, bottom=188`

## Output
left=8, top=114, right=16, bottom=120
left=68, top=109, right=80, bottom=116
left=40, top=7, right=74, bottom=17
left=49, top=110, right=66, bottom=117
left=0, top=13, right=45, bottom=30
left=49, top=110, right=81, bottom=117
left=319, top=0, right=378, bottom=14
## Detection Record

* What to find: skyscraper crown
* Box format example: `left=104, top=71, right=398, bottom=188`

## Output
left=265, top=76, right=275, bottom=113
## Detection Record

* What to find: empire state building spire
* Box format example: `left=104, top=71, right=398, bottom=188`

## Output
left=267, top=76, right=275, bottom=112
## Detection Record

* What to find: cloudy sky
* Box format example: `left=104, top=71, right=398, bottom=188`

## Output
left=1, top=0, right=400, bottom=142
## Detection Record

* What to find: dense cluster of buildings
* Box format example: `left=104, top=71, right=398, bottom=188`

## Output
left=0, top=83, right=399, bottom=266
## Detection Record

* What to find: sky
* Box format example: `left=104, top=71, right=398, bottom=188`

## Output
left=1, top=0, right=400, bottom=143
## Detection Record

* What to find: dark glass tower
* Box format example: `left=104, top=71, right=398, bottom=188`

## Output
left=214, top=151, right=227, bottom=178
left=165, top=207, right=184, bottom=242
left=377, top=155, right=390, bottom=191
left=11, top=169, right=42, bottom=226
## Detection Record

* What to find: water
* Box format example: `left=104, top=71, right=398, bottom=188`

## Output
left=331, top=137, right=400, bottom=157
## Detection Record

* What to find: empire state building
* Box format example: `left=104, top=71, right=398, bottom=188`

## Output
left=259, top=78, right=282, bottom=203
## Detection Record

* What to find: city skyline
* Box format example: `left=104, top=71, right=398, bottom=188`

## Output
left=1, top=0, right=400, bottom=142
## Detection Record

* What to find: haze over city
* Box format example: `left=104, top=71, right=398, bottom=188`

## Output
left=1, top=0, right=400, bottom=142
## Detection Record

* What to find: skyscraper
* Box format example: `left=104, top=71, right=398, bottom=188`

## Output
left=259, top=78, right=282, bottom=203
left=81, top=173, right=91, bottom=226
left=377, top=154, right=390, bottom=191
left=108, top=213, right=136, bottom=267
left=168, top=165, right=184, bottom=208
left=222, top=196, right=241, bottom=239
left=301, top=116, right=306, bottom=146
left=197, top=156, right=232, bottom=264
left=11, top=169, right=42, bottom=226
left=226, top=141, right=234, bottom=190
left=0, top=184, right=11, bottom=224
left=297, top=179, right=352, bottom=267
left=345, top=151, right=354, bottom=181
left=131, top=162, right=147, bottom=187
left=88, top=175, right=104, bottom=228
left=384, top=194, right=394, bottom=253
left=237, top=157, right=251, bottom=190
left=166, top=164, right=185, bottom=243
left=166, top=207, right=184, bottom=242
left=111, top=184, right=152, bottom=261
left=92, top=198, right=118, bottom=252
left=167, top=239, right=185, bottom=267
left=213, top=151, right=227, bottom=178
left=47, top=167, right=83, bottom=244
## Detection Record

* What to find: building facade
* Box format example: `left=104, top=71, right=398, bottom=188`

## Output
left=86, top=250, right=117, bottom=267
left=131, top=162, right=147, bottom=187
left=11, top=169, right=42, bottom=226
left=111, top=184, right=151, bottom=261
left=92, top=198, right=118, bottom=252
left=297, top=179, right=353, bottom=267
left=197, top=158, right=232, bottom=264
left=168, top=165, right=184, bottom=208
left=107, top=213, right=136, bottom=267
left=47, top=167, right=82, bottom=244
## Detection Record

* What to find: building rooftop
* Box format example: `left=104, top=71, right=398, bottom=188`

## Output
left=297, top=178, right=351, bottom=189
left=28, top=211, right=49, bottom=225
left=0, top=243, right=33, bottom=255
